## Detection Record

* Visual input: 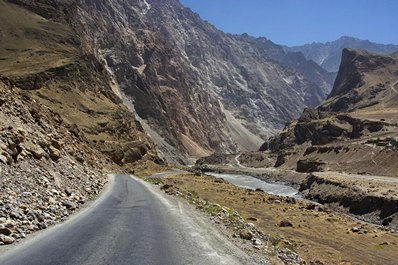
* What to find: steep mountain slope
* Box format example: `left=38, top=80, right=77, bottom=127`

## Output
left=1, top=0, right=335, bottom=163
left=11, top=0, right=339, bottom=159
left=259, top=49, right=398, bottom=175
left=320, top=48, right=398, bottom=112
left=203, top=49, right=398, bottom=229
left=287, top=36, right=398, bottom=72
left=0, top=0, right=157, bottom=165
left=234, top=34, right=336, bottom=103
left=0, top=77, right=118, bottom=245
left=75, top=0, right=337, bottom=159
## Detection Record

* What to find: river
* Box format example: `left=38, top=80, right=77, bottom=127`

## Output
left=206, top=172, right=301, bottom=198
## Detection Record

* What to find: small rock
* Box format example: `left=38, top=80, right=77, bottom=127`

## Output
left=51, top=140, right=62, bottom=150
left=305, top=204, right=316, bottom=210
left=247, top=223, right=256, bottom=228
left=351, top=227, right=360, bottom=233
left=285, top=197, right=296, bottom=204
left=10, top=211, right=21, bottom=219
left=279, top=220, right=293, bottom=227
left=0, top=154, right=7, bottom=164
left=64, top=188, right=73, bottom=196
left=214, top=178, right=225, bottom=183
left=274, top=200, right=281, bottom=204
left=49, top=146, right=61, bottom=161
left=62, top=201, right=76, bottom=210
left=161, top=184, right=173, bottom=190
left=0, top=227, right=12, bottom=236
left=382, top=217, right=393, bottom=226
left=252, top=239, right=262, bottom=246
left=0, top=235, right=15, bottom=244
left=48, top=197, right=56, bottom=204
left=247, top=217, right=257, bottom=221
left=239, top=229, right=254, bottom=240
left=22, top=142, right=44, bottom=159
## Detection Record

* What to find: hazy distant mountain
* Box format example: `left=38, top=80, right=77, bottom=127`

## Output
left=285, top=36, right=398, bottom=72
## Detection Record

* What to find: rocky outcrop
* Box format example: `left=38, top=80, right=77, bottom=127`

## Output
left=320, top=49, right=398, bottom=112
left=300, top=174, right=398, bottom=229
left=296, top=159, right=325, bottom=173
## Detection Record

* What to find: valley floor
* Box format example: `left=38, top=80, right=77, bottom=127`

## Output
left=146, top=170, right=398, bottom=265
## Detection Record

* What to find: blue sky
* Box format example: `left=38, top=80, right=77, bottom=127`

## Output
left=179, top=0, right=398, bottom=46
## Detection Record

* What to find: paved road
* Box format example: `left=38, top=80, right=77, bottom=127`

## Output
left=0, top=175, right=261, bottom=265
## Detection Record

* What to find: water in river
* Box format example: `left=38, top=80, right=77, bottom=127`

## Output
left=206, top=172, right=301, bottom=198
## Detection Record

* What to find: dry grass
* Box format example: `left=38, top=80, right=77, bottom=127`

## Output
left=0, top=0, right=77, bottom=77
left=162, top=173, right=398, bottom=265
left=31, top=85, right=121, bottom=141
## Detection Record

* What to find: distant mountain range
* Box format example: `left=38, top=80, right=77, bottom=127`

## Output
left=285, top=36, right=398, bottom=72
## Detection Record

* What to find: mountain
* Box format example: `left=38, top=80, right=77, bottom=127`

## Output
left=0, top=0, right=158, bottom=166
left=320, top=48, right=398, bottom=112
left=260, top=49, right=398, bottom=173
left=234, top=34, right=335, bottom=104
left=214, top=49, right=398, bottom=229
left=0, top=0, right=336, bottom=163
left=286, top=36, right=398, bottom=72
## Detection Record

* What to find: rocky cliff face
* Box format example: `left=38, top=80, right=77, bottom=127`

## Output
left=1, top=0, right=335, bottom=163
left=233, top=34, right=336, bottom=105
left=321, top=49, right=398, bottom=112
left=72, top=0, right=336, bottom=160
left=286, top=36, right=398, bottom=72
left=258, top=49, right=398, bottom=177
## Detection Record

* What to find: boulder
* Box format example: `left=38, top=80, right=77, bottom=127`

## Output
left=0, top=227, right=12, bottom=236
left=62, top=201, right=76, bottom=210
left=0, top=154, right=8, bottom=164
left=49, top=146, right=61, bottom=161
left=22, top=142, right=45, bottom=159
left=296, top=159, right=325, bottom=173
left=279, top=220, right=293, bottom=227
left=239, top=229, right=254, bottom=240
left=0, top=235, right=15, bottom=245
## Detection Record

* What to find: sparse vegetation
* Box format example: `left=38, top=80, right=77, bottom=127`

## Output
left=373, top=245, right=385, bottom=251
left=366, top=137, right=398, bottom=149
left=151, top=172, right=398, bottom=265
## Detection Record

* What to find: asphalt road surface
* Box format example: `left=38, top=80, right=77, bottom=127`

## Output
left=0, top=174, right=264, bottom=265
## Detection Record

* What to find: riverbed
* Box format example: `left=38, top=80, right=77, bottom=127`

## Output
left=206, top=172, right=301, bottom=198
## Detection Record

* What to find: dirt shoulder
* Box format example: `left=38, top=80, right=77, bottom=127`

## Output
left=146, top=172, right=398, bottom=265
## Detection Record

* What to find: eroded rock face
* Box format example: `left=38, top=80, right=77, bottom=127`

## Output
left=320, top=49, right=398, bottom=112
left=257, top=50, right=398, bottom=176
left=2, top=0, right=335, bottom=160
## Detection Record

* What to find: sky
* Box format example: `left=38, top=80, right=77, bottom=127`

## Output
left=179, top=0, right=398, bottom=46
